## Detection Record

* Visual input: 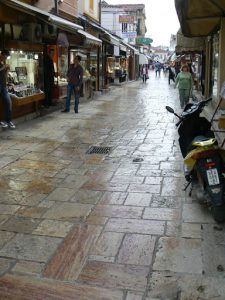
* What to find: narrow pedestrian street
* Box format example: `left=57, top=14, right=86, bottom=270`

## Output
left=0, top=71, right=225, bottom=300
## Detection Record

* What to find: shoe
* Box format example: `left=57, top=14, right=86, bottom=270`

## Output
left=0, top=121, right=8, bottom=128
left=61, top=109, right=69, bottom=113
left=7, top=121, right=16, bottom=129
left=74, top=111, right=78, bottom=114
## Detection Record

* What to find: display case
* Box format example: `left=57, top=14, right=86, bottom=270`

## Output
left=6, top=50, right=44, bottom=105
left=107, top=57, right=116, bottom=79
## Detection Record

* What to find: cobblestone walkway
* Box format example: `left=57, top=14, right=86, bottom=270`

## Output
left=0, top=71, right=225, bottom=300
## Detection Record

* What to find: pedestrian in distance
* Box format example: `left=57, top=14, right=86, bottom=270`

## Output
left=43, top=49, right=56, bottom=108
left=174, top=64, right=193, bottom=109
left=167, top=65, right=175, bottom=85
left=0, top=49, right=15, bottom=129
left=141, top=64, right=148, bottom=83
left=155, top=61, right=161, bottom=77
left=62, top=55, right=83, bottom=114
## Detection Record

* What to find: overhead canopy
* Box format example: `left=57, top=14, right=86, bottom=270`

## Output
left=139, top=53, right=148, bottom=65
left=175, top=0, right=225, bottom=37
left=77, top=29, right=102, bottom=46
left=1, top=0, right=83, bottom=33
left=176, top=29, right=205, bottom=53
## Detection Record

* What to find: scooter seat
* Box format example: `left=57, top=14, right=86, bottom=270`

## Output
left=192, top=136, right=217, bottom=147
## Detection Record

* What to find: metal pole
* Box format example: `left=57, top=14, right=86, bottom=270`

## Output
left=54, top=0, right=58, bottom=15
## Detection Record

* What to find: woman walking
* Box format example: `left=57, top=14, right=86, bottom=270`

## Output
left=174, top=65, right=193, bottom=108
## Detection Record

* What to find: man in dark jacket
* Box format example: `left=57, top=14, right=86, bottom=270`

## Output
left=62, top=55, right=83, bottom=113
left=43, top=49, right=55, bottom=108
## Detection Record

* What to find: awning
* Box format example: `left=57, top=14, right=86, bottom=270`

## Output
left=121, top=41, right=139, bottom=54
left=120, top=44, right=127, bottom=52
left=176, top=29, right=205, bottom=53
left=1, top=0, right=83, bottom=33
left=175, top=0, right=225, bottom=37
left=139, top=53, right=148, bottom=65
left=77, top=29, right=102, bottom=46
left=79, top=16, right=120, bottom=47
left=103, top=32, right=120, bottom=46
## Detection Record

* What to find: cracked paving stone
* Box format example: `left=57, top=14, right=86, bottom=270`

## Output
left=0, top=231, right=15, bottom=249
left=117, top=234, right=156, bottom=266
left=90, top=232, right=124, bottom=257
left=0, top=216, right=41, bottom=234
left=0, top=233, right=62, bottom=262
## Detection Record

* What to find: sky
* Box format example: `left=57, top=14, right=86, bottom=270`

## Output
left=105, top=0, right=180, bottom=46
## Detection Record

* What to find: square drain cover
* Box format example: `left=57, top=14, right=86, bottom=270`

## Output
left=86, top=146, right=112, bottom=155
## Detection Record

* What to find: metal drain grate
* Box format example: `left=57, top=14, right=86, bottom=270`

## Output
left=86, top=146, right=112, bottom=155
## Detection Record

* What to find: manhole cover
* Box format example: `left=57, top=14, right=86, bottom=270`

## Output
left=86, top=146, right=112, bottom=155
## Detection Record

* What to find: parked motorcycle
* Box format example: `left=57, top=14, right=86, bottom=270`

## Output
left=166, top=98, right=225, bottom=222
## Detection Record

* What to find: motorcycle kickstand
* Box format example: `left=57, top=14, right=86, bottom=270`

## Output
left=183, top=180, right=192, bottom=196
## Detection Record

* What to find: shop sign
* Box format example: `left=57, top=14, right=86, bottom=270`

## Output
left=122, top=32, right=137, bottom=39
left=136, top=37, right=153, bottom=45
left=119, top=15, right=135, bottom=23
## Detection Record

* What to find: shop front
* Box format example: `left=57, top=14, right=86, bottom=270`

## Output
left=0, top=0, right=83, bottom=120
left=0, top=5, right=46, bottom=120
left=175, top=0, right=225, bottom=101
left=68, top=29, right=102, bottom=100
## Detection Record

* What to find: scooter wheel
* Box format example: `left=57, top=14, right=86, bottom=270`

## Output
left=212, top=204, right=225, bottom=223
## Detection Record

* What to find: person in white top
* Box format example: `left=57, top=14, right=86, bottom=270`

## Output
left=141, top=65, right=148, bottom=83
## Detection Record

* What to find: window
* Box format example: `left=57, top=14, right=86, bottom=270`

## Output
left=122, top=23, right=128, bottom=33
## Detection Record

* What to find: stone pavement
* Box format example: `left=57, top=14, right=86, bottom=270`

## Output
left=0, top=72, right=225, bottom=300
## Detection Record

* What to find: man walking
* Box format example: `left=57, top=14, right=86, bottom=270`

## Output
left=61, top=55, right=83, bottom=114
left=0, top=49, right=15, bottom=129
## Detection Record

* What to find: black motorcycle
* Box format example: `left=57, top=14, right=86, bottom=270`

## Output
left=166, top=98, right=225, bottom=222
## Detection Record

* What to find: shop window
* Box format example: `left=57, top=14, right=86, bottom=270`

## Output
left=6, top=50, right=43, bottom=98
left=107, top=57, right=116, bottom=79
left=70, top=50, right=91, bottom=80
left=47, top=45, right=68, bottom=87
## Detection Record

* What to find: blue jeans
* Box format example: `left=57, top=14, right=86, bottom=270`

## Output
left=0, top=85, right=12, bottom=122
left=179, top=89, right=190, bottom=108
left=65, top=83, right=80, bottom=113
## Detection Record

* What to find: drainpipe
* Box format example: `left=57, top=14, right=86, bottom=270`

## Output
left=54, top=0, right=58, bottom=15
left=99, top=0, right=101, bottom=24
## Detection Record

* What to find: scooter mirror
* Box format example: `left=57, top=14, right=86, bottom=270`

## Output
left=165, top=106, right=174, bottom=113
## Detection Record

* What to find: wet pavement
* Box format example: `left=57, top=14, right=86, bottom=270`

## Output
left=0, top=72, right=225, bottom=300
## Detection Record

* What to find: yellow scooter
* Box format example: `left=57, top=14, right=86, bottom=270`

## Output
left=166, top=98, right=225, bottom=222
